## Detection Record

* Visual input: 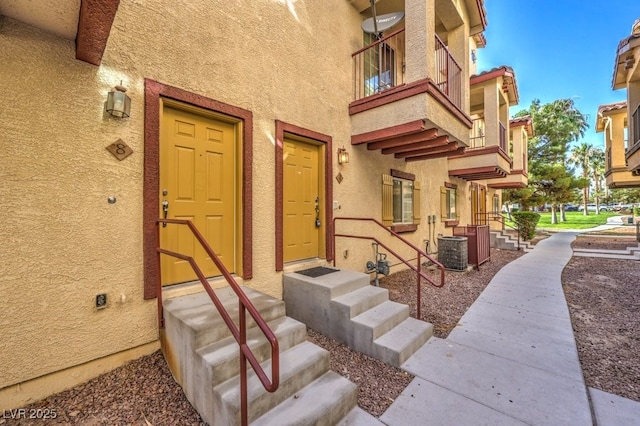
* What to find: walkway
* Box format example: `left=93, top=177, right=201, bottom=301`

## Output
left=379, top=232, right=640, bottom=425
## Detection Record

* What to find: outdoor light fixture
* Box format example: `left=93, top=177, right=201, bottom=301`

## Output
left=337, top=147, right=350, bottom=164
left=106, top=82, right=131, bottom=118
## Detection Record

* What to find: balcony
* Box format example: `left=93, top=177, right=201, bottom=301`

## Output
left=448, top=66, right=524, bottom=184
left=597, top=102, right=640, bottom=188
left=350, top=31, right=471, bottom=161
left=448, top=121, right=512, bottom=180
left=627, top=105, right=640, bottom=176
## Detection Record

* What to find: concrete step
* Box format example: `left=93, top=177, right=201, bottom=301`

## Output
left=351, top=301, right=409, bottom=355
left=253, top=371, right=358, bottom=426
left=374, top=318, right=434, bottom=366
left=196, top=315, right=307, bottom=387
left=284, top=269, right=370, bottom=337
left=490, top=231, right=531, bottom=251
left=214, top=341, right=330, bottom=425
left=338, top=407, right=385, bottom=425
left=163, top=287, right=286, bottom=350
left=332, top=285, right=390, bottom=320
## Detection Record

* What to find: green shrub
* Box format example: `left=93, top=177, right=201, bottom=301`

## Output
left=512, top=211, right=541, bottom=241
left=634, top=206, right=640, bottom=216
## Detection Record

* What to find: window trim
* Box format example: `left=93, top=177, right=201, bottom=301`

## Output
left=441, top=182, right=459, bottom=227
left=382, top=170, right=420, bottom=233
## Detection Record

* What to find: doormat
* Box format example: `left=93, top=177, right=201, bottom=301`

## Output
left=296, top=266, right=339, bottom=278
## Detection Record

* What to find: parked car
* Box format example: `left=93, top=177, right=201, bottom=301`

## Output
left=564, top=204, right=579, bottom=212
left=578, top=204, right=609, bottom=213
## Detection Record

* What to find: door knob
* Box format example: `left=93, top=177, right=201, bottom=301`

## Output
left=162, top=200, right=169, bottom=227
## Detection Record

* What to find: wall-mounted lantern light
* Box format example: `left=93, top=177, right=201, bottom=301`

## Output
left=337, top=146, right=350, bottom=164
left=106, top=82, right=131, bottom=118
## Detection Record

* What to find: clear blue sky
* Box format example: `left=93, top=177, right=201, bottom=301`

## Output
left=477, top=1, right=640, bottom=151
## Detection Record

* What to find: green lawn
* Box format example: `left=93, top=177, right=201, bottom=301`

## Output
left=507, top=211, right=618, bottom=230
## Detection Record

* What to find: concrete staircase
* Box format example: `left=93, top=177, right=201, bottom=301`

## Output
left=283, top=268, right=433, bottom=368
left=490, top=230, right=533, bottom=251
left=161, top=287, right=380, bottom=425
left=572, top=244, right=640, bottom=260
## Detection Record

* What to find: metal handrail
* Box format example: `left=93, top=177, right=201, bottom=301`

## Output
left=156, top=219, right=279, bottom=426
left=478, top=211, right=521, bottom=250
left=332, top=217, right=445, bottom=320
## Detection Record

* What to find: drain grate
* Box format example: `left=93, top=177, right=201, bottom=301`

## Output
left=296, top=266, right=339, bottom=278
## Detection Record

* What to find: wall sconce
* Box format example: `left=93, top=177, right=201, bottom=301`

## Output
left=337, top=146, right=350, bottom=164
left=106, top=82, right=131, bottom=118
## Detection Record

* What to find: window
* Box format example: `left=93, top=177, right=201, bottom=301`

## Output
left=364, top=33, right=396, bottom=96
left=382, top=171, right=420, bottom=232
left=492, top=194, right=500, bottom=214
left=440, top=183, right=458, bottom=225
left=393, top=178, right=414, bottom=224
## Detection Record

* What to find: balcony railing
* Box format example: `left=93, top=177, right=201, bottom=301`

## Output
left=352, top=28, right=405, bottom=101
left=434, top=34, right=462, bottom=110
left=632, top=105, right=640, bottom=151
left=469, top=118, right=485, bottom=149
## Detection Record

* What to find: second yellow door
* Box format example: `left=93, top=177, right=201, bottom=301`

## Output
left=283, top=138, right=320, bottom=262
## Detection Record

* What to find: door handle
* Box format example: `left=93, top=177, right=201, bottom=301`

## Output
left=162, top=200, right=169, bottom=227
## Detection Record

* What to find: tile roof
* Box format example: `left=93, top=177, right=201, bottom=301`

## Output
left=471, top=66, right=519, bottom=105
left=597, top=101, right=627, bottom=116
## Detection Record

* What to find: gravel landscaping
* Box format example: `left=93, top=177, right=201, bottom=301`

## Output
left=9, top=233, right=639, bottom=424
left=563, top=236, right=640, bottom=402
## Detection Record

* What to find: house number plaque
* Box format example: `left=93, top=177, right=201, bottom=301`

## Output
left=106, top=139, right=133, bottom=161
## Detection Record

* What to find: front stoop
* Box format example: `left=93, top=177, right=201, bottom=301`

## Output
left=283, top=269, right=433, bottom=368
left=490, top=230, right=533, bottom=252
left=162, top=287, right=375, bottom=426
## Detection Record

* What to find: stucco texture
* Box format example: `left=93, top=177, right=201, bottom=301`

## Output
left=0, top=0, right=491, bottom=396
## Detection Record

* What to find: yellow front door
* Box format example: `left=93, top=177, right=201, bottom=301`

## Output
left=160, top=105, right=236, bottom=285
left=283, top=138, right=320, bottom=262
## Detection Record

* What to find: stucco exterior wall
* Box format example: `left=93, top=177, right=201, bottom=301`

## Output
left=0, top=18, right=158, bottom=393
left=0, top=0, right=484, bottom=405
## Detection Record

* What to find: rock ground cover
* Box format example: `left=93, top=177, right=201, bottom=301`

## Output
left=9, top=233, right=638, bottom=424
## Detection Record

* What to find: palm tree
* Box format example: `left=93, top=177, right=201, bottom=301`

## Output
left=591, top=149, right=605, bottom=214
left=569, top=142, right=594, bottom=215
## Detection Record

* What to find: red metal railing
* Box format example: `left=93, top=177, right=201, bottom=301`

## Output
left=352, top=28, right=405, bottom=101
left=469, top=118, right=485, bottom=149
left=453, top=225, right=491, bottom=268
left=434, top=34, right=462, bottom=110
left=332, top=217, right=445, bottom=320
left=632, top=105, right=640, bottom=149
left=156, top=219, right=279, bottom=426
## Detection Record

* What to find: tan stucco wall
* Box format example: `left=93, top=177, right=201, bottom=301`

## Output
left=0, top=18, right=159, bottom=395
left=0, top=0, right=485, bottom=404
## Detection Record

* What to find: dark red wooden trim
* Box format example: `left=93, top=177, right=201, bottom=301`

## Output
left=391, top=224, right=418, bottom=233
left=349, top=78, right=472, bottom=129
left=143, top=79, right=253, bottom=299
left=470, top=67, right=512, bottom=86
left=425, top=80, right=473, bottom=128
left=390, top=169, right=415, bottom=181
left=444, top=182, right=457, bottom=189
left=444, top=220, right=459, bottom=228
left=406, top=146, right=466, bottom=162
left=352, top=120, right=426, bottom=145
left=275, top=121, right=333, bottom=271
left=487, top=182, right=527, bottom=189
left=372, top=129, right=441, bottom=152
left=76, top=0, right=120, bottom=65
left=396, top=141, right=457, bottom=159
left=349, top=80, right=430, bottom=115
left=449, top=145, right=512, bottom=165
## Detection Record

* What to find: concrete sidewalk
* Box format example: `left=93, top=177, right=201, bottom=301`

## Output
left=380, top=232, right=640, bottom=425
